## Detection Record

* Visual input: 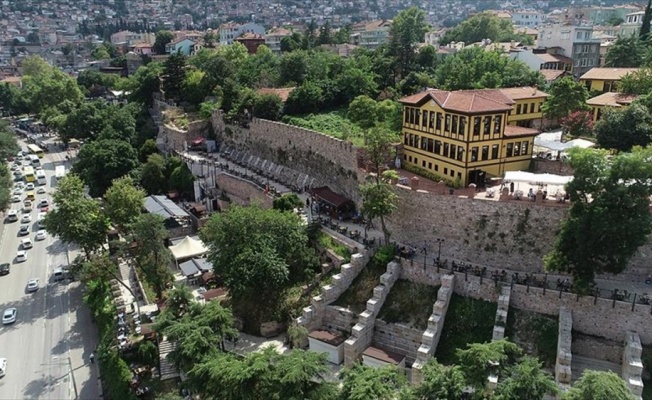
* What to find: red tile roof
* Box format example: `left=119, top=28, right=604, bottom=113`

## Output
left=363, top=346, right=405, bottom=364
left=587, top=92, right=638, bottom=107
left=308, top=330, right=346, bottom=346
left=579, top=68, right=639, bottom=81
left=504, top=125, right=539, bottom=137
left=400, top=89, right=515, bottom=114
left=539, top=69, right=567, bottom=81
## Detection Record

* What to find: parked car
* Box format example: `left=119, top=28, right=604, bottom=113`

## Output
left=2, top=308, right=16, bottom=325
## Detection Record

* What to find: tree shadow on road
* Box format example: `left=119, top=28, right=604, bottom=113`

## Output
left=22, top=374, right=58, bottom=399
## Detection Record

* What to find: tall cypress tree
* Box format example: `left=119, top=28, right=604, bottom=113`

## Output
left=640, top=0, right=652, bottom=39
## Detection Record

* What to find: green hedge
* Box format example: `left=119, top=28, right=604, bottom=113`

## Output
left=84, top=280, right=137, bottom=400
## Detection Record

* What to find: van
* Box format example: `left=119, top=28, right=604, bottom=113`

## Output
left=53, top=268, right=65, bottom=282
left=0, top=358, right=6, bottom=377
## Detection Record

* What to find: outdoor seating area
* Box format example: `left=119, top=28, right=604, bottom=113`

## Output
left=310, top=186, right=356, bottom=220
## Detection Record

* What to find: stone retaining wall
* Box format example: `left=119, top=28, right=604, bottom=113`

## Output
left=323, top=305, right=358, bottom=334
left=373, top=319, right=424, bottom=364
left=556, top=307, right=573, bottom=388
left=572, top=333, right=623, bottom=364
left=215, top=173, right=273, bottom=209
left=533, top=159, right=574, bottom=176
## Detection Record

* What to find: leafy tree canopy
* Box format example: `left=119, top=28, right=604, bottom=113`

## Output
left=104, top=176, right=145, bottom=231
left=594, top=103, right=652, bottom=151
left=541, top=76, right=590, bottom=120
left=545, top=146, right=652, bottom=290
left=441, top=12, right=534, bottom=46
left=563, top=370, right=635, bottom=400
left=73, top=138, right=139, bottom=197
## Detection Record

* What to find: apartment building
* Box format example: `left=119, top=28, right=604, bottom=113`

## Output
left=537, top=23, right=600, bottom=78
left=265, top=27, right=293, bottom=54
left=511, top=10, right=545, bottom=27
left=350, top=20, right=392, bottom=50
left=219, top=22, right=265, bottom=45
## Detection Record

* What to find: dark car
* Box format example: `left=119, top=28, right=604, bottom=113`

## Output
left=19, top=225, right=30, bottom=236
left=0, top=263, right=9, bottom=276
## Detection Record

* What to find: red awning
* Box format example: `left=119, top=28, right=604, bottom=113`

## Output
left=192, top=137, right=205, bottom=145
left=310, top=187, right=353, bottom=208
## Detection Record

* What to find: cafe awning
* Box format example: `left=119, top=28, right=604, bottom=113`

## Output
left=179, top=260, right=200, bottom=277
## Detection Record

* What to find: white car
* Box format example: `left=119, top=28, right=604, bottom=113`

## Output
left=14, top=182, right=25, bottom=189
left=26, top=279, right=40, bottom=292
left=38, top=199, right=49, bottom=208
left=37, top=212, right=47, bottom=227
left=6, top=210, right=18, bottom=222
left=21, top=238, right=32, bottom=249
left=0, top=358, right=6, bottom=377
left=35, top=230, right=46, bottom=241
left=11, top=195, right=20, bottom=203
left=37, top=187, right=46, bottom=194
left=20, top=214, right=31, bottom=223
left=16, top=251, right=26, bottom=263
left=2, top=308, right=16, bottom=325
left=25, top=183, right=34, bottom=191
left=12, top=188, right=23, bottom=196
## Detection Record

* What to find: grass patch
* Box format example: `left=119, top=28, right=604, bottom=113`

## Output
left=333, top=245, right=396, bottom=313
left=318, top=232, right=352, bottom=263
left=435, top=294, right=497, bottom=365
left=505, top=308, right=558, bottom=368
left=282, top=110, right=366, bottom=147
left=377, top=280, right=439, bottom=330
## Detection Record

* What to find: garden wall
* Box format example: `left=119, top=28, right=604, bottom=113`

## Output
left=323, top=305, right=358, bottom=334
left=211, top=112, right=362, bottom=203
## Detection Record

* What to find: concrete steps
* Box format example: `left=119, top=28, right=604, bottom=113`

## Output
left=158, top=338, right=180, bottom=381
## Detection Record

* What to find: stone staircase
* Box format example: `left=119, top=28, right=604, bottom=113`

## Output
left=411, top=274, right=455, bottom=384
left=492, top=285, right=511, bottom=341
left=158, top=338, right=180, bottom=381
left=622, top=331, right=644, bottom=399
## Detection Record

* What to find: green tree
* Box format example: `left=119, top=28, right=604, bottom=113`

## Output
left=492, top=356, right=559, bottom=400
left=136, top=340, right=158, bottom=366
left=455, top=340, right=523, bottom=390
left=168, top=162, right=195, bottom=197
left=0, top=82, right=28, bottom=115
left=129, top=213, right=174, bottom=300
left=541, top=76, right=590, bottom=121
left=360, top=127, right=399, bottom=244
left=57, top=101, right=107, bottom=142
left=318, top=20, right=333, bottom=45
left=21, top=60, right=84, bottom=114
left=389, top=7, right=429, bottom=78
left=618, top=68, right=652, bottom=94
left=434, top=47, right=544, bottom=90
left=284, top=82, right=323, bottom=115
left=336, top=63, right=379, bottom=104
left=42, top=174, right=110, bottom=258
left=252, top=93, right=284, bottom=121
left=544, top=146, right=652, bottom=290
left=73, top=138, right=139, bottom=197
left=162, top=52, right=187, bottom=101
left=560, top=110, right=594, bottom=138
left=272, top=193, right=304, bottom=212
left=154, top=30, right=175, bottom=54
left=104, top=176, right=145, bottom=231
left=0, top=121, right=17, bottom=212
left=200, top=206, right=317, bottom=325
left=564, top=370, right=635, bottom=400
left=641, top=0, right=652, bottom=39
left=594, top=104, right=652, bottom=151
left=605, top=36, right=645, bottom=67
left=182, top=68, right=210, bottom=106
left=139, top=139, right=158, bottom=162
left=140, top=153, right=168, bottom=195
left=410, top=359, right=466, bottom=400
left=124, top=62, right=163, bottom=106
left=441, top=12, right=532, bottom=45
left=348, top=95, right=380, bottom=129
left=339, top=364, right=408, bottom=400
left=92, top=45, right=111, bottom=60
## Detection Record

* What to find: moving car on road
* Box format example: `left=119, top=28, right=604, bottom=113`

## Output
left=35, top=230, right=46, bottom=241
left=11, top=195, right=20, bottom=203
left=36, top=187, right=46, bottom=194
left=7, top=210, right=18, bottom=222
left=21, top=238, right=32, bottom=249
left=26, top=279, right=40, bottom=292
left=16, top=251, right=27, bottom=263
left=2, top=308, right=16, bottom=325
left=18, top=225, right=29, bottom=236
left=0, top=358, right=6, bottom=377
left=0, top=264, right=9, bottom=276
left=20, top=214, right=31, bottom=223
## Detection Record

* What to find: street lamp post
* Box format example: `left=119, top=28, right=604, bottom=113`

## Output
left=435, top=238, right=445, bottom=267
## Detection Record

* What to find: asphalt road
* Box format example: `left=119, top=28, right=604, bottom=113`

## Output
left=0, top=141, right=100, bottom=400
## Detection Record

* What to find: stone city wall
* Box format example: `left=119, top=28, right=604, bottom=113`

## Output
left=211, top=113, right=362, bottom=203
left=398, top=260, right=652, bottom=345
left=373, top=319, right=424, bottom=364
left=533, top=159, right=574, bottom=176
left=215, top=173, right=273, bottom=209
left=162, top=120, right=210, bottom=153
left=572, top=333, right=623, bottom=364
left=323, top=305, right=358, bottom=334
left=388, top=186, right=651, bottom=279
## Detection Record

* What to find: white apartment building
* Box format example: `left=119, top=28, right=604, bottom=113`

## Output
left=219, top=22, right=265, bottom=45
left=264, top=27, right=293, bottom=54
left=537, top=22, right=600, bottom=78
left=620, top=11, right=645, bottom=38
left=511, top=10, right=545, bottom=27
left=350, top=20, right=391, bottom=50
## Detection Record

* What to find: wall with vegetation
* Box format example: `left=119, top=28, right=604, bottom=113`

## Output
left=388, top=186, right=651, bottom=279
left=373, top=319, right=424, bottom=364
left=212, top=113, right=362, bottom=202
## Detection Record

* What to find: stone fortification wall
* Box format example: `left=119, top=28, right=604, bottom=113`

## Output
left=373, top=319, right=424, bottom=364
left=572, top=334, right=623, bottom=364
left=212, top=113, right=361, bottom=202
left=162, top=120, right=210, bottom=152
left=533, top=159, right=574, bottom=176
left=388, top=186, right=651, bottom=279
left=323, top=306, right=358, bottom=334
left=556, top=307, right=573, bottom=387
left=215, top=173, right=273, bottom=209
left=397, top=259, right=652, bottom=345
